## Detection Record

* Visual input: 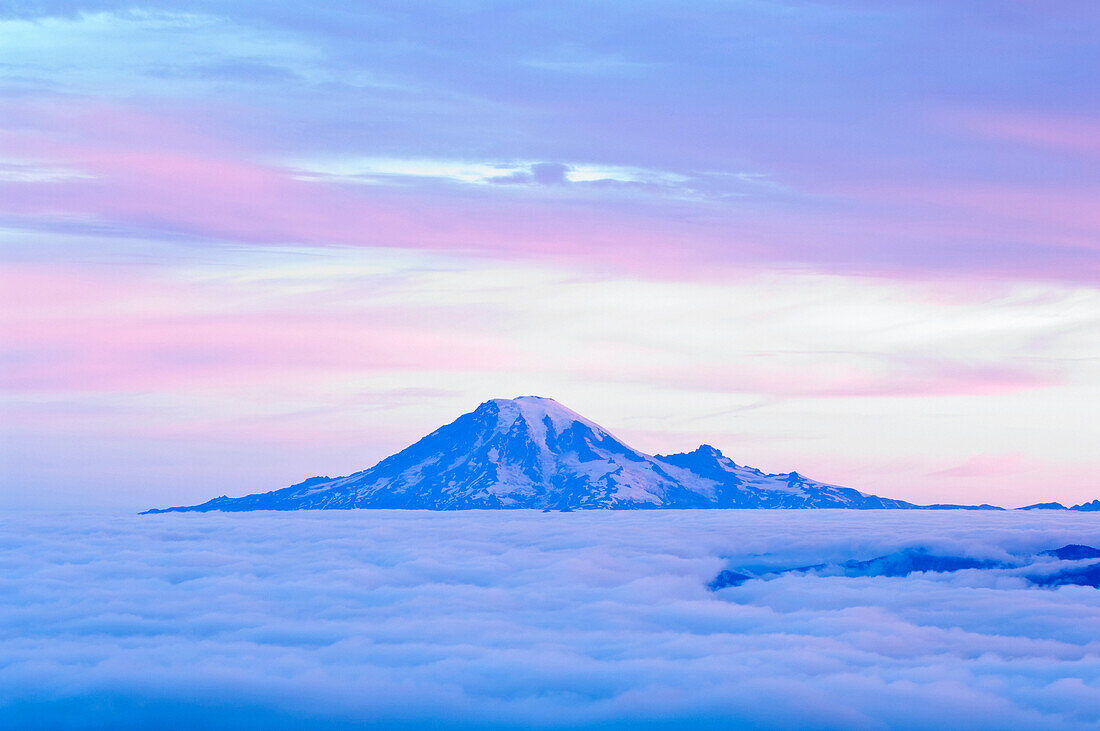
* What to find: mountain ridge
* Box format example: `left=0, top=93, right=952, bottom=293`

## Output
left=1019, top=500, right=1100, bottom=512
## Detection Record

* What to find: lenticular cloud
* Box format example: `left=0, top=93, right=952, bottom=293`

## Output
left=2, top=510, right=1099, bottom=729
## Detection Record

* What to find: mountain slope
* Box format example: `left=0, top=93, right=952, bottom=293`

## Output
left=657, top=445, right=914, bottom=509
left=145, top=396, right=925, bottom=512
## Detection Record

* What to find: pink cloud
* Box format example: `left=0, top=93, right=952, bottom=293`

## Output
left=0, top=264, right=530, bottom=392
left=829, top=182, right=1100, bottom=253
left=0, top=100, right=716, bottom=276
left=785, top=453, right=1100, bottom=508
left=950, top=110, right=1100, bottom=157
left=592, top=358, right=1056, bottom=400
left=3, top=99, right=1098, bottom=284
left=930, top=454, right=1028, bottom=478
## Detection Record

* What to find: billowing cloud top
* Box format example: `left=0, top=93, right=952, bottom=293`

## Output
left=3, top=510, right=1100, bottom=729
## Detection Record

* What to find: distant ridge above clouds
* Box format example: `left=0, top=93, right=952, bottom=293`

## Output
left=1020, top=500, right=1100, bottom=512
left=144, top=396, right=1069, bottom=513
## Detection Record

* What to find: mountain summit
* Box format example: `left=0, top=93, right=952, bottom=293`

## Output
left=146, top=396, right=921, bottom=512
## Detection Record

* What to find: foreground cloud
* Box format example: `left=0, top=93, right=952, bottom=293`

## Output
left=2, top=510, right=1098, bottom=729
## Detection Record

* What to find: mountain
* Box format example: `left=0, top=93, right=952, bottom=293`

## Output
left=1017, top=500, right=1100, bottom=512
left=147, top=396, right=946, bottom=513
left=653, top=445, right=912, bottom=509
left=710, top=544, right=1100, bottom=591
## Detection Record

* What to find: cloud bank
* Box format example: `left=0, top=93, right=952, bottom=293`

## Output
left=2, top=510, right=1099, bottom=729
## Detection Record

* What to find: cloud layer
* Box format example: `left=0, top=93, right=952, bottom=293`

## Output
left=2, top=2, right=1099, bottom=280
left=2, top=510, right=1099, bottom=729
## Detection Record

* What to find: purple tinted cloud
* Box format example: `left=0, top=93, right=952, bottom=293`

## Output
left=1, top=1, right=1097, bottom=280
left=2, top=510, right=1099, bottom=729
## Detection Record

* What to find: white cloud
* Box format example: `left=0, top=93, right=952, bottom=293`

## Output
left=0, top=161, right=94, bottom=183
left=522, top=46, right=656, bottom=76
left=286, top=156, right=703, bottom=194
left=4, top=242, right=1098, bottom=508
left=288, top=156, right=516, bottom=184
left=1, top=510, right=1099, bottom=729
left=0, top=10, right=325, bottom=94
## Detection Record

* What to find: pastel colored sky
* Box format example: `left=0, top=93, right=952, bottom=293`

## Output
left=1, top=1, right=1098, bottom=509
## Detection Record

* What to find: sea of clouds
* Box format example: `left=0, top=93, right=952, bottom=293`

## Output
left=2, top=509, right=1099, bottom=729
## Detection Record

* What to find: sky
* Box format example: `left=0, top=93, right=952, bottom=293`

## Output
left=1, top=1, right=1098, bottom=509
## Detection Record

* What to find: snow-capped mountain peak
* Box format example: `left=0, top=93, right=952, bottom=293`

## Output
left=145, top=396, right=931, bottom=513
left=491, top=396, right=608, bottom=438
